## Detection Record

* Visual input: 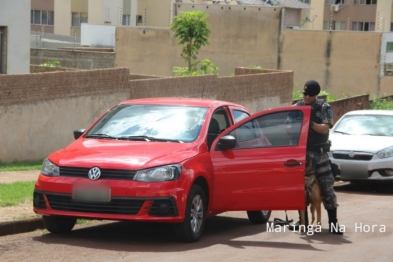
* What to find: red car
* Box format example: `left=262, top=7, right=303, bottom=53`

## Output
left=33, top=97, right=310, bottom=242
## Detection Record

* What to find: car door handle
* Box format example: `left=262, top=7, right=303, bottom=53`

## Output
left=284, top=161, right=302, bottom=167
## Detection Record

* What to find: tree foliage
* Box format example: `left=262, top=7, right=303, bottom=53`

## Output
left=170, top=11, right=211, bottom=72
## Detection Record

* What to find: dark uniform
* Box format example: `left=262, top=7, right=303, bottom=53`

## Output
left=288, top=80, right=343, bottom=235
left=293, top=98, right=338, bottom=210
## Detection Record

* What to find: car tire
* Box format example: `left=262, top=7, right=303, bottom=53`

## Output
left=247, top=210, right=271, bottom=224
left=43, top=215, right=77, bottom=234
left=174, top=184, right=206, bottom=242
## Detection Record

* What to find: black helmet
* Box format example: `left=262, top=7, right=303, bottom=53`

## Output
left=303, top=80, right=320, bottom=96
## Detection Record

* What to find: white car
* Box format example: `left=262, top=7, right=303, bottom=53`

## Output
left=329, top=110, right=393, bottom=183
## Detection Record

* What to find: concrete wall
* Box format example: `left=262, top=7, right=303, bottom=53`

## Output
left=88, top=0, right=104, bottom=25
left=54, top=0, right=71, bottom=36
left=300, top=1, right=323, bottom=31
left=81, top=24, right=116, bottom=47
left=0, top=68, right=130, bottom=162
left=115, top=4, right=281, bottom=76
left=129, top=69, right=294, bottom=114
left=89, top=0, right=123, bottom=26
left=31, top=48, right=115, bottom=69
left=376, top=0, right=393, bottom=32
left=279, top=30, right=382, bottom=97
left=0, top=0, right=31, bottom=74
left=0, top=67, right=293, bottom=161
left=137, top=0, right=174, bottom=27
left=380, top=76, right=393, bottom=95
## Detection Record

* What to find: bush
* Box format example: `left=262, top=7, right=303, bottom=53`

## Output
left=369, top=96, right=393, bottom=110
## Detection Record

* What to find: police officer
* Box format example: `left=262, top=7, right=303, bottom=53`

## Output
left=289, top=80, right=343, bottom=235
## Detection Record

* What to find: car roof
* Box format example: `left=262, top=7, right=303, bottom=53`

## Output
left=119, top=97, right=248, bottom=109
left=342, top=110, right=393, bottom=116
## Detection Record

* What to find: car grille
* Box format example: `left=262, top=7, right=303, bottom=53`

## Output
left=34, top=190, right=178, bottom=217
left=332, top=152, right=373, bottom=161
left=45, top=192, right=144, bottom=215
left=60, top=167, right=136, bottom=180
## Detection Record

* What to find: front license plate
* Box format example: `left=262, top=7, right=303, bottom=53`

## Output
left=72, top=186, right=111, bottom=202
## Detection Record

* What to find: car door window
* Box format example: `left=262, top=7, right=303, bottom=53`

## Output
left=208, top=109, right=230, bottom=150
left=228, top=110, right=303, bottom=149
left=233, top=110, right=250, bottom=123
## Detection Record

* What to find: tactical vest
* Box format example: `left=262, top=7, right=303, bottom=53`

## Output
left=296, top=98, right=329, bottom=149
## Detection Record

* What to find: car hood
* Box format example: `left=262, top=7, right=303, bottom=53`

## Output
left=330, top=133, right=393, bottom=152
left=50, top=139, right=203, bottom=170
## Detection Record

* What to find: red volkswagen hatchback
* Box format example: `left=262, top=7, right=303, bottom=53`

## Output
left=34, top=97, right=310, bottom=242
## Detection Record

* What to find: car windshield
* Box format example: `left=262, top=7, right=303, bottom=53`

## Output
left=333, top=114, right=393, bottom=137
left=86, top=104, right=208, bottom=142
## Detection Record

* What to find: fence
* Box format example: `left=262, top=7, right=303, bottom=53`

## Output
left=30, top=31, right=82, bottom=50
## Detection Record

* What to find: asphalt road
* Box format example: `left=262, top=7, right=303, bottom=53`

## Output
left=1, top=182, right=392, bottom=262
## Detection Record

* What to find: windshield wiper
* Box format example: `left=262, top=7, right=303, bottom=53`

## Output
left=334, top=131, right=351, bottom=135
left=362, top=133, right=388, bottom=137
left=85, top=134, right=117, bottom=139
left=117, top=136, right=183, bottom=143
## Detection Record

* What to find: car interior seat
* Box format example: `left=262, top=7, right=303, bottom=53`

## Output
left=207, top=118, right=221, bottom=150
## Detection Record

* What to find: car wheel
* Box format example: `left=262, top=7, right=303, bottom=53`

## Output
left=175, top=184, right=206, bottom=242
left=43, top=215, right=77, bottom=234
left=247, top=210, right=271, bottom=224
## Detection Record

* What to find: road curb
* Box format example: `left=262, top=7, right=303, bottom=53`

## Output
left=0, top=218, right=44, bottom=236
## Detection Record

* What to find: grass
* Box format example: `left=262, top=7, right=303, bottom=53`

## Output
left=0, top=160, right=43, bottom=172
left=0, top=181, right=36, bottom=207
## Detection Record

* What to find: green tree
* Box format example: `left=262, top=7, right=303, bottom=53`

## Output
left=170, top=11, right=211, bottom=72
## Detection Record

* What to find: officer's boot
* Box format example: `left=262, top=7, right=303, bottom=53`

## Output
left=327, top=208, right=344, bottom=235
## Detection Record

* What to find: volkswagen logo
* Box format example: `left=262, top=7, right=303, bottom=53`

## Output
left=88, top=167, right=101, bottom=180
left=349, top=151, right=355, bottom=158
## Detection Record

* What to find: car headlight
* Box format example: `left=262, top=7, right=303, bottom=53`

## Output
left=134, top=165, right=181, bottom=182
left=41, top=158, right=60, bottom=177
left=377, top=146, right=393, bottom=159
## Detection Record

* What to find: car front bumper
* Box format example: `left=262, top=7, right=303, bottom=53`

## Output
left=33, top=173, right=188, bottom=222
left=330, top=153, right=393, bottom=181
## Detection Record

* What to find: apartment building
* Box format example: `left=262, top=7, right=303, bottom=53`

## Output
left=30, top=0, right=139, bottom=37
left=323, top=0, right=393, bottom=32
left=1, top=0, right=30, bottom=74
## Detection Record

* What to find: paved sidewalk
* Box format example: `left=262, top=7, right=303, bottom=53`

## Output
left=0, top=170, right=40, bottom=184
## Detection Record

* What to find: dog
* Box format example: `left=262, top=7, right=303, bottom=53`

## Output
left=299, top=159, right=322, bottom=229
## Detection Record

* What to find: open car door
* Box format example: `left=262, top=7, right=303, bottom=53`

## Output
left=209, top=106, right=311, bottom=212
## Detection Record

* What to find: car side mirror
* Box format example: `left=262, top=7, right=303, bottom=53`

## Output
left=218, top=135, right=236, bottom=150
left=73, top=129, right=86, bottom=140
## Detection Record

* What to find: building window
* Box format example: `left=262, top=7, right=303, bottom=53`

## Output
left=323, top=21, right=346, bottom=30
left=31, top=10, right=54, bottom=25
left=33, top=10, right=41, bottom=24
left=352, top=21, right=375, bottom=31
left=48, top=11, right=54, bottom=25
left=325, top=0, right=348, bottom=4
left=136, top=15, right=143, bottom=24
left=72, top=12, right=88, bottom=27
left=0, top=27, right=7, bottom=74
left=299, top=0, right=310, bottom=3
left=354, top=0, right=377, bottom=4
left=122, top=15, right=130, bottom=26
left=42, top=11, right=48, bottom=25
left=386, top=42, right=393, bottom=53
